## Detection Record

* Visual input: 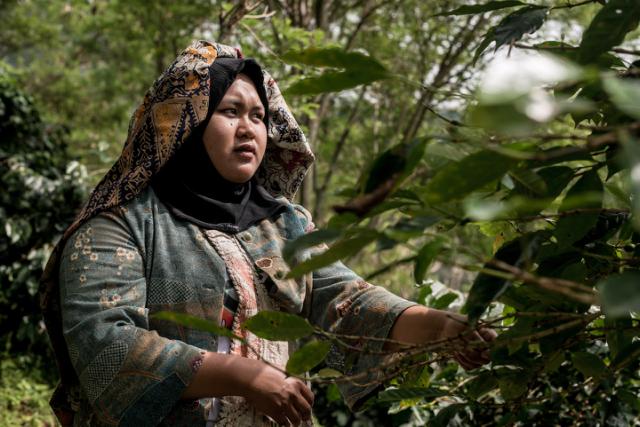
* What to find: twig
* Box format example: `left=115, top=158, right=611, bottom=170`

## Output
left=489, top=259, right=598, bottom=305
left=495, top=313, right=600, bottom=347
left=364, top=255, right=416, bottom=281
left=240, top=22, right=283, bottom=62
left=516, top=42, right=640, bottom=57
left=550, top=0, right=599, bottom=9
left=244, top=10, right=276, bottom=19
left=512, top=208, right=630, bottom=222
left=423, top=104, right=466, bottom=127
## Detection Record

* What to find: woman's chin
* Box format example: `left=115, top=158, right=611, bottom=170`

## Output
left=222, top=168, right=256, bottom=184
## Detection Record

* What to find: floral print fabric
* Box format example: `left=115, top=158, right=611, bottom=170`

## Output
left=56, top=188, right=415, bottom=425
left=41, top=40, right=314, bottom=424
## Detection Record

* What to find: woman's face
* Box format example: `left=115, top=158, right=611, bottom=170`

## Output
left=203, top=74, right=267, bottom=183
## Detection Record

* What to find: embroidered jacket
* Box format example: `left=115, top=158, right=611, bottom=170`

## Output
left=58, top=187, right=416, bottom=426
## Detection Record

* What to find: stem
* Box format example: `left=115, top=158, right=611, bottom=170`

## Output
left=551, top=1, right=600, bottom=10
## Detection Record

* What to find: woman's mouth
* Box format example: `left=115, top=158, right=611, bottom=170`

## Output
left=233, top=143, right=256, bottom=160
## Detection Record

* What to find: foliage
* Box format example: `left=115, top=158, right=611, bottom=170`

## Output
left=0, top=65, right=86, bottom=363
left=3, top=0, right=640, bottom=425
left=0, top=356, right=56, bottom=426
left=250, top=1, right=640, bottom=424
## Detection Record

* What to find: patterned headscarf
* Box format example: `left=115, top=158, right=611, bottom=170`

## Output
left=40, top=40, right=314, bottom=388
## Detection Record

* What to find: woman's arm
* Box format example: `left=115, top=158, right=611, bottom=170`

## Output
left=61, top=211, right=314, bottom=426
left=59, top=213, right=205, bottom=425
left=181, top=352, right=313, bottom=425
left=387, top=305, right=496, bottom=370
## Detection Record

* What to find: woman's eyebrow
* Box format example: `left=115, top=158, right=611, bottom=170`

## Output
left=220, top=98, right=264, bottom=111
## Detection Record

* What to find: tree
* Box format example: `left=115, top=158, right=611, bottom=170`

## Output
left=0, top=64, right=86, bottom=363
left=199, top=1, right=640, bottom=424
left=242, top=1, right=639, bottom=424
left=2, top=0, right=640, bottom=424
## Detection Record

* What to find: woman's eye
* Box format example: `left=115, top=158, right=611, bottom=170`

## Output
left=221, top=108, right=237, bottom=115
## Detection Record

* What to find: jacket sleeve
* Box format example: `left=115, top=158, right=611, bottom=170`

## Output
left=293, top=205, right=417, bottom=411
left=58, top=211, right=205, bottom=426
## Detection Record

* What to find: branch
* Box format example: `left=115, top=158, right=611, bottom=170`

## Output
left=364, top=255, right=416, bottom=281
left=550, top=0, right=600, bottom=10
left=515, top=42, right=640, bottom=57
left=489, top=259, right=598, bottom=305
left=494, top=313, right=601, bottom=347
left=512, top=208, right=630, bottom=222
left=218, top=0, right=264, bottom=41
left=313, top=87, right=367, bottom=218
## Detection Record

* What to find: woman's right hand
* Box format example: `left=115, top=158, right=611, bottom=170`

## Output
left=243, top=362, right=314, bottom=426
left=181, top=352, right=314, bottom=425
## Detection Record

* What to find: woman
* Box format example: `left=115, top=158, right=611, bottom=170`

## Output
left=41, top=40, right=495, bottom=426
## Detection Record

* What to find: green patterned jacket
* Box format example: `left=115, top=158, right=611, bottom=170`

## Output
left=58, top=187, right=415, bottom=426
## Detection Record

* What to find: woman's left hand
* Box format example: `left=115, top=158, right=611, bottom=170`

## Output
left=439, top=311, right=497, bottom=370
left=388, top=306, right=497, bottom=370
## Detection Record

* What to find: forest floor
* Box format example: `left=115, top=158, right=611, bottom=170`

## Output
left=1, top=357, right=56, bottom=427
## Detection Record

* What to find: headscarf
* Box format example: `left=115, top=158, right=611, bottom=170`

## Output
left=151, top=58, right=287, bottom=233
left=40, top=40, right=314, bottom=395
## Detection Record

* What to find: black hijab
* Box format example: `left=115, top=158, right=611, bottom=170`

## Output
left=151, top=58, right=286, bottom=233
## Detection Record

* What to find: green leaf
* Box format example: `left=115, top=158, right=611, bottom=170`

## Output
left=621, top=135, right=640, bottom=230
left=364, top=138, right=427, bottom=193
left=282, top=229, right=341, bottom=264
left=602, top=75, right=640, bottom=120
left=315, top=368, right=342, bottom=379
left=510, top=169, right=547, bottom=196
left=533, top=41, right=625, bottom=69
left=474, top=6, right=548, bottom=61
left=387, top=215, right=441, bottom=242
left=610, top=341, right=640, bottom=370
left=326, top=383, right=342, bottom=402
left=431, top=292, right=459, bottom=310
left=414, top=238, right=445, bottom=284
left=242, top=311, right=314, bottom=341
left=286, top=340, right=331, bottom=374
left=542, top=350, right=565, bottom=373
left=537, top=166, right=575, bottom=199
left=474, top=28, right=497, bottom=65
left=464, top=234, right=543, bottom=323
left=571, top=351, right=607, bottom=378
left=152, top=311, right=236, bottom=339
left=435, top=1, right=526, bottom=17
left=466, top=372, right=499, bottom=400
left=577, top=0, right=640, bottom=64
left=282, top=47, right=387, bottom=72
left=286, top=69, right=388, bottom=95
left=554, top=169, right=603, bottom=247
left=286, top=231, right=378, bottom=278
left=598, top=271, right=640, bottom=318
left=498, top=371, right=529, bottom=400
left=492, top=6, right=548, bottom=47
left=605, top=315, right=634, bottom=359
left=431, top=403, right=466, bottom=427
left=282, top=47, right=389, bottom=96
left=422, top=150, right=517, bottom=204
left=376, top=387, right=444, bottom=403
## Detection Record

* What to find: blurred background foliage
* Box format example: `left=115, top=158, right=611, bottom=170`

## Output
left=1, top=0, right=639, bottom=425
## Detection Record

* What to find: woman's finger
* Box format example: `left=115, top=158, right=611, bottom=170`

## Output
left=284, top=403, right=302, bottom=427
left=291, top=391, right=312, bottom=422
left=268, top=412, right=289, bottom=426
left=294, top=379, right=315, bottom=407
left=454, top=351, right=477, bottom=370
left=479, top=327, right=497, bottom=342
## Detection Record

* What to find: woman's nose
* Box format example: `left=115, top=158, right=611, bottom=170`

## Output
left=236, top=115, right=256, bottom=139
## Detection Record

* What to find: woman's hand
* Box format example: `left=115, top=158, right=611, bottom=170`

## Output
left=439, top=311, right=497, bottom=370
left=388, top=305, right=497, bottom=370
left=181, top=352, right=313, bottom=426
left=244, top=365, right=314, bottom=426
